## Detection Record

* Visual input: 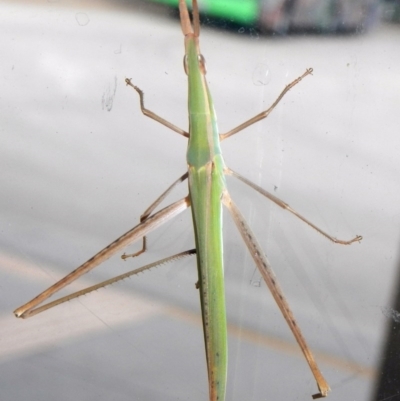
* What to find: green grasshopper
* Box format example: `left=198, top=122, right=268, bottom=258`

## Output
left=14, top=0, right=361, bottom=399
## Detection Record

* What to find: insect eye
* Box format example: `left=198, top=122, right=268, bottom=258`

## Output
left=183, top=55, right=188, bottom=75
left=198, top=54, right=207, bottom=74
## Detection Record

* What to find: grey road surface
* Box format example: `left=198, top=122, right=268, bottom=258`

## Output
left=1, top=1, right=400, bottom=401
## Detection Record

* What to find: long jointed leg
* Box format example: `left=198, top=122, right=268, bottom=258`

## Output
left=226, top=168, right=362, bottom=245
left=220, top=68, right=313, bottom=141
left=14, top=197, right=190, bottom=319
left=20, top=249, right=196, bottom=319
left=122, top=172, right=189, bottom=260
left=222, top=191, right=330, bottom=399
left=125, top=78, right=189, bottom=138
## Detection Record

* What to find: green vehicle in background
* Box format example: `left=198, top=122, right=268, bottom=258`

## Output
left=151, top=0, right=258, bottom=26
left=149, top=0, right=380, bottom=33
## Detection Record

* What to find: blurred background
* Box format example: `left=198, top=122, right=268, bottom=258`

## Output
left=1, top=1, right=400, bottom=400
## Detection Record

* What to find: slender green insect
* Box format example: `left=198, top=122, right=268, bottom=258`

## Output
left=14, top=1, right=361, bottom=399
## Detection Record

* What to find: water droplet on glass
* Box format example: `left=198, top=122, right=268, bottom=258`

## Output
left=75, top=12, right=90, bottom=26
left=252, top=62, right=271, bottom=86
left=249, top=28, right=259, bottom=40
left=102, top=76, right=117, bottom=112
left=250, top=279, right=261, bottom=287
left=238, top=27, right=245, bottom=34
